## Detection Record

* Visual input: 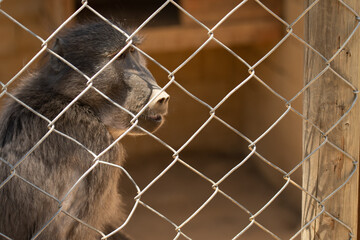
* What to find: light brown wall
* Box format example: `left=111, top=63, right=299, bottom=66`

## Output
left=0, top=0, right=73, bottom=86
left=124, top=0, right=304, bottom=208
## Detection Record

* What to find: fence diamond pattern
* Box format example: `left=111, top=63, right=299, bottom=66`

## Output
left=0, top=0, right=359, bottom=239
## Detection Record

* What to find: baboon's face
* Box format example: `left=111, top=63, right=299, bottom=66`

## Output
left=98, top=46, right=170, bottom=137
left=51, top=22, right=169, bottom=136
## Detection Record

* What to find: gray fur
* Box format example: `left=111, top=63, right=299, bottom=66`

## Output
left=0, top=22, right=168, bottom=239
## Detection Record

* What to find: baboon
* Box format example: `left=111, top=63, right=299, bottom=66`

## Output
left=0, top=21, right=169, bottom=239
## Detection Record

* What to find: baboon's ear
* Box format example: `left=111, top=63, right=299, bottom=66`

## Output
left=51, top=38, right=65, bottom=72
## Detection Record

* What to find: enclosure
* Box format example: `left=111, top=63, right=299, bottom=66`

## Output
left=0, top=0, right=359, bottom=239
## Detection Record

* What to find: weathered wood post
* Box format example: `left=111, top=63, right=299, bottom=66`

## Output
left=302, top=0, right=360, bottom=239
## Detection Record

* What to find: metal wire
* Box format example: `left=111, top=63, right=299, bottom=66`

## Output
left=0, top=0, right=359, bottom=239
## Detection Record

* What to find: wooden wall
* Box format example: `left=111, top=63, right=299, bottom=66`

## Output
left=125, top=0, right=304, bottom=207
left=0, top=0, right=73, bottom=85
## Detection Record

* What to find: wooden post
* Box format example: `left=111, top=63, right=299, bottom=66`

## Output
left=302, top=0, right=360, bottom=239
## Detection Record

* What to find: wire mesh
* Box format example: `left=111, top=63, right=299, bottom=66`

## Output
left=0, top=0, right=359, bottom=239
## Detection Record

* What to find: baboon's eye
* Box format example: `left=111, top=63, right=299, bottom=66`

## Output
left=119, top=52, right=127, bottom=59
left=108, top=47, right=135, bottom=60
left=107, top=50, right=126, bottom=60
left=129, top=47, right=136, bottom=53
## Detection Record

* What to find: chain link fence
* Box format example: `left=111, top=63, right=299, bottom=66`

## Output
left=0, top=0, right=359, bottom=239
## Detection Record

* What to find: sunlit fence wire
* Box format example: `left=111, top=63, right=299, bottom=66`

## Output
left=0, top=0, right=359, bottom=239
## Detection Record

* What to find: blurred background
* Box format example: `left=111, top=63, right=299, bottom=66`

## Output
left=0, top=0, right=305, bottom=239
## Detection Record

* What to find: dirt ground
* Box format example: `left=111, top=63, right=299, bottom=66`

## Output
left=118, top=152, right=301, bottom=240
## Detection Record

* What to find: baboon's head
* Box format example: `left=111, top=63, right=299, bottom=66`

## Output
left=48, top=21, right=169, bottom=136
